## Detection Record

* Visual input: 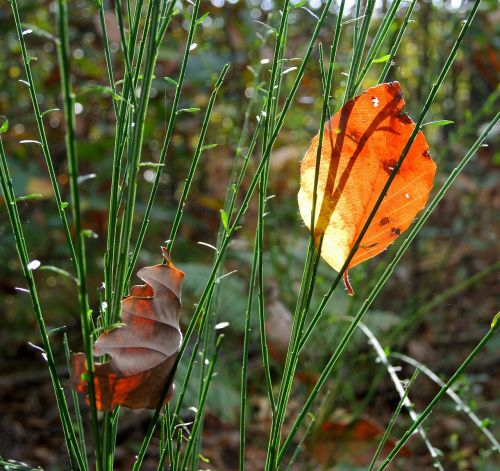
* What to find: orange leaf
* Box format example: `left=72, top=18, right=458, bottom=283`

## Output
left=308, top=416, right=410, bottom=466
left=298, top=82, right=436, bottom=294
left=69, top=248, right=184, bottom=410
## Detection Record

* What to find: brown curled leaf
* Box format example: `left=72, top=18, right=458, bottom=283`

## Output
left=69, top=248, right=184, bottom=410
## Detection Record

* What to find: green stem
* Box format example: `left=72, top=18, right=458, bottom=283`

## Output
left=378, top=0, right=418, bottom=83
left=127, top=0, right=201, bottom=276
left=299, top=0, right=484, bottom=353
left=111, top=0, right=162, bottom=323
left=277, top=109, right=497, bottom=466
left=96, top=0, right=118, bottom=116
left=368, top=369, right=419, bottom=471
left=265, top=4, right=345, bottom=467
left=344, top=0, right=376, bottom=102
left=0, top=138, right=86, bottom=471
left=377, top=320, right=499, bottom=470
left=9, top=0, right=77, bottom=275
left=164, top=63, right=230, bottom=254
left=239, top=233, right=260, bottom=471
left=392, top=352, right=500, bottom=453
left=352, top=0, right=403, bottom=92
left=55, top=1, right=102, bottom=467
left=179, top=335, right=224, bottom=470
left=135, top=0, right=342, bottom=461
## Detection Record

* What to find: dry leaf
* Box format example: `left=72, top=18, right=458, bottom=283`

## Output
left=308, top=416, right=410, bottom=466
left=69, top=248, right=184, bottom=410
left=298, top=82, right=436, bottom=294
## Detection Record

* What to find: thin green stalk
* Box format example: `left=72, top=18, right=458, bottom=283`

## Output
left=277, top=109, right=498, bottom=465
left=161, top=63, right=230, bottom=254
left=187, top=297, right=213, bottom=470
left=377, top=319, right=499, bottom=470
left=284, top=413, right=316, bottom=471
left=127, top=0, right=202, bottom=275
left=0, top=460, right=43, bottom=471
left=174, top=428, right=183, bottom=470
left=353, top=0, right=403, bottom=92
left=63, top=333, right=89, bottom=471
left=356, top=320, right=442, bottom=469
left=265, top=5, right=345, bottom=466
left=127, top=0, right=145, bottom=63
left=111, top=0, right=162, bottom=323
left=170, top=119, right=262, bottom=430
left=243, top=18, right=293, bottom=465
left=9, top=0, right=77, bottom=275
left=239, top=235, right=260, bottom=471
left=368, top=369, right=420, bottom=471
left=136, top=0, right=342, bottom=461
left=96, top=0, right=118, bottom=116
left=105, top=0, right=161, bottom=311
left=172, top=296, right=214, bottom=422
left=113, top=0, right=136, bottom=108
left=183, top=112, right=266, bottom=463
left=299, top=0, right=484, bottom=352
left=213, top=56, right=269, bottom=456
left=344, top=0, right=376, bottom=102
left=393, top=353, right=500, bottom=453
left=197, top=51, right=268, bottom=393
left=0, top=137, right=86, bottom=471
left=253, top=10, right=291, bottom=425
left=378, top=0, right=418, bottom=84
left=179, top=335, right=224, bottom=470
left=55, top=0, right=103, bottom=467
left=157, top=404, right=175, bottom=470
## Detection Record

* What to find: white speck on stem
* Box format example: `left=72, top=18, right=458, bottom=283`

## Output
left=20, top=140, right=41, bottom=145
left=197, top=241, right=219, bottom=253
left=189, top=43, right=197, bottom=51
left=27, top=342, right=45, bottom=354
left=77, top=173, right=97, bottom=184
left=282, top=67, right=297, bottom=75
left=26, top=347, right=48, bottom=362
left=216, top=270, right=238, bottom=283
left=27, top=260, right=41, bottom=270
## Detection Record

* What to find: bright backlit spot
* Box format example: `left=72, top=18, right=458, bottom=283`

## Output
left=144, top=170, right=156, bottom=183
left=262, top=0, right=274, bottom=11
left=27, top=260, right=41, bottom=271
left=73, top=48, right=84, bottom=60
left=74, top=103, right=84, bottom=114
left=215, top=322, right=230, bottom=330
